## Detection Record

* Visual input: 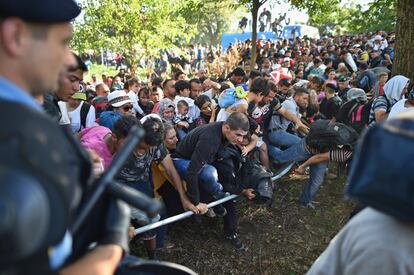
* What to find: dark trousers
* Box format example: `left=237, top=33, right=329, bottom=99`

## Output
left=223, top=200, right=237, bottom=236
left=214, top=157, right=240, bottom=236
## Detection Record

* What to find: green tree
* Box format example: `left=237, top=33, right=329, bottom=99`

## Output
left=343, top=0, right=395, bottom=34
left=393, top=0, right=414, bottom=81
left=306, top=0, right=395, bottom=35
left=72, top=0, right=195, bottom=68
left=180, top=0, right=245, bottom=46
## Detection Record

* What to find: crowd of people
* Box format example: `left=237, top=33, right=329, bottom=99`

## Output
left=51, top=28, right=412, bottom=260
left=2, top=0, right=414, bottom=274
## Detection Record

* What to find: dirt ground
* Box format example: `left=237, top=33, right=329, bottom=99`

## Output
left=132, top=171, right=355, bottom=275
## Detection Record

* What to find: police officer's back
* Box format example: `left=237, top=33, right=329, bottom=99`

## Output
left=0, top=1, right=129, bottom=274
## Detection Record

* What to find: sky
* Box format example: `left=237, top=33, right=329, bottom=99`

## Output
left=239, top=0, right=375, bottom=31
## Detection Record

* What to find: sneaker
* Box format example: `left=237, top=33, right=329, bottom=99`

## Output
left=225, top=233, right=247, bottom=251
left=302, top=201, right=320, bottom=210
left=213, top=191, right=230, bottom=200
left=213, top=205, right=227, bottom=217
left=206, top=208, right=216, bottom=218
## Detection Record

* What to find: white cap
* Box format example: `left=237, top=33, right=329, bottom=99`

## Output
left=374, top=35, right=382, bottom=41
left=352, top=44, right=361, bottom=48
left=108, top=90, right=132, bottom=107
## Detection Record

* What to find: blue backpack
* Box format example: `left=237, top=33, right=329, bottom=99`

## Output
left=218, top=87, right=248, bottom=108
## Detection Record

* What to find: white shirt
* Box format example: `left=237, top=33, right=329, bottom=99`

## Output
left=68, top=101, right=96, bottom=134
left=174, top=95, right=200, bottom=121
left=91, top=80, right=102, bottom=88
left=307, top=208, right=414, bottom=275
left=58, top=101, right=71, bottom=126
left=388, top=99, right=414, bottom=120
left=216, top=98, right=248, bottom=122
left=127, top=91, right=144, bottom=116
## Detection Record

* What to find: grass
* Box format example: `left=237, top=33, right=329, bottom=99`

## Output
left=84, top=64, right=118, bottom=83
left=131, top=170, right=355, bottom=275
left=84, top=63, right=150, bottom=83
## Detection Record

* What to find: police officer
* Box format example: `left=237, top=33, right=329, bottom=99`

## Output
left=0, top=0, right=129, bottom=274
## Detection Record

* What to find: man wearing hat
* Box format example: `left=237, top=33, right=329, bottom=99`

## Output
left=108, top=89, right=134, bottom=115
left=357, top=62, right=378, bottom=93
left=67, top=87, right=96, bottom=134
left=0, top=0, right=128, bottom=274
left=319, top=83, right=342, bottom=121
left=337, top=75, right=351, bottom=102
left=369, top=49, right=382, bottom=69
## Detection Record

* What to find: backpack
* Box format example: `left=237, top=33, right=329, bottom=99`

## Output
left=218, top=86, right=248, bottom=108
left=262, top=98, right=282, bottom=134
left=80, top=102, right=91, bottom=129
left=347, top=100, right=373, bottom=134
left=306, top=119, right=359, bottom=152
left=239, top=158, right=274, bottom=205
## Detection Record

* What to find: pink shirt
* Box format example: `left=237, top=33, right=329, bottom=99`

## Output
left=80, top=126, right=113, bottom=169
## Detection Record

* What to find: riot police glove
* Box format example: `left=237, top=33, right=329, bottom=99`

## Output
left=99, top=198, right=131, bottom=254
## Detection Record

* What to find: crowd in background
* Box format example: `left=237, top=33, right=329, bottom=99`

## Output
left=46, top=29, right=413, bottom=270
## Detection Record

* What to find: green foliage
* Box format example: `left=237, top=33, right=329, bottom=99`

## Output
left=72, top=0, right=196, bottom=63
left=307, top=0, right=396, bottom=35
left=343, top=0, right=396, bottom=33
left=179, top=0, right=246, bottom=46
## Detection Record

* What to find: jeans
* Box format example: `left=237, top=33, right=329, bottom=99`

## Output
left=174, top=158, right=236, bottom=235
left=270, top=139, right=311, bottom=164
left=172, top=158, right=223, bottom=199
left=268, top=130, right=301, bottom=150
left=176, top=127, right=188, bottom=141
left=299, top=160, right=328, bottom=204
left=269, top=139, right=328, bottom=204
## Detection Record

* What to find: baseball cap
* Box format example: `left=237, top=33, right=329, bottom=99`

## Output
left=338, top=75, right=350, bottom=82
left=326, top=83, right=337, bottom=91
left=283, top=57, right=291, bottom=62
left=347, top=88, right=367, bottom=102
left=107, top=90, right=132, bottom=108
left=72, top=92, right=86, bottom=101
left=0, top=0, right=81, bottom=22
left=374, top=35, right=382, bottom=41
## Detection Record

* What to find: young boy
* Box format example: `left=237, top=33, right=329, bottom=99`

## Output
left=174, top=100, right=193, bottom=139
left=136, top=86, right=154, bottom=119
left=117, top=116, right=198, bottom=259
left=174, top=80, right=200, bottom=121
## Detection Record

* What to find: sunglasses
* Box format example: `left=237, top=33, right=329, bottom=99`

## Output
left=122, top=105, right=133, bottom=112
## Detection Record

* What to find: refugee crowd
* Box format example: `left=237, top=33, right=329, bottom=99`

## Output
left=44, top=29, right=412, bottom=266
left=1, top=0, right=413, bottom=273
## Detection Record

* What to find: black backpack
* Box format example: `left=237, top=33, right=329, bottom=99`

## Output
left=306, top=120, right=359, bottom=152
left=80, top=102, right=92, bottom=129
left=347, top=100, right=373, bottom=134
left=262, top=98, right=282, bottom=140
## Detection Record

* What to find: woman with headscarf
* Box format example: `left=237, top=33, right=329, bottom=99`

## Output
left=368, top=75, right=410, bottom=125
left=157, top=98, right=175, bottom=124
left=194, top=95, right=218, bottom=127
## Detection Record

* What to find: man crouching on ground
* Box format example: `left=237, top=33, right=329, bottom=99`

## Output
left=173, top=112, right=255, bottom=251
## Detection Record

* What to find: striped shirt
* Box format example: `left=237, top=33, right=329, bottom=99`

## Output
left=368, top=95, right=391, bottom=125
left=306, top=144, right=353, bottom=162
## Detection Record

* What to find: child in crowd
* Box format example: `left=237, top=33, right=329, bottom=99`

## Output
left=137, top=86, right=154, bottom=119
left=174, top=100, right=193, bottom=139
left=174, top=80, right=199, bottom=121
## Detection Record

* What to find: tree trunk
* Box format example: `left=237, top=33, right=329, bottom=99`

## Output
left=208, top=25, right=215, bottom=46
left=250, top=0, right=260, bottom=68
left=393, top=0, right=414, bottom=82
